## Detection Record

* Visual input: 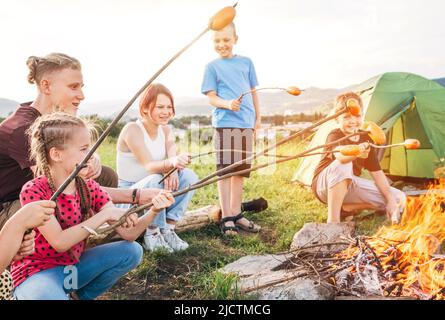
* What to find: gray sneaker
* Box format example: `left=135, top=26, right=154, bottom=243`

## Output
left=143, top=228, right=173, bottom=253
left=161, top=229, right=189, bottom=252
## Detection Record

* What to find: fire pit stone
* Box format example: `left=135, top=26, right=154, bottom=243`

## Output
left=290, top=222, right=355, bottom=253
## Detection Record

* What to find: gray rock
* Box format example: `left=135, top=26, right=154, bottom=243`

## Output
left=290, top=222, right=355, bottom=253
left=256, top=278, right=335, bottom=300
left=221, top=254, right=292, bottom=277
left=218, top=223, right=356, bottom=300
left=221, top=254, right=302, bottom=294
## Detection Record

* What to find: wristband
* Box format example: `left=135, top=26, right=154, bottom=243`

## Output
left=135, top=189, right=141, bottom=205
left=82, top=225, right=98, bottom=236
left=131, top=189, right=138, bottom=204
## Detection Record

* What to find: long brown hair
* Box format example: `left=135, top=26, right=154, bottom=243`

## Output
left=28, top=112, right=97, bottom=258
left=28, top=113, right=97, bottom=217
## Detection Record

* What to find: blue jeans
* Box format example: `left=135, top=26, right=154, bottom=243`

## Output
left=118, top=168, right=199, bottom=229
left=14, top=241, right=143, bottom=300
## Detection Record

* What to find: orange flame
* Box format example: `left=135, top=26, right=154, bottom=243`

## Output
left=338, top=180, right=445, bottom=299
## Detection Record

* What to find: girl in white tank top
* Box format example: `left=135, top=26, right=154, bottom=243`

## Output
left=115, top=84, right=198, bottom=253
left=116, top=120, right=166, bottom=183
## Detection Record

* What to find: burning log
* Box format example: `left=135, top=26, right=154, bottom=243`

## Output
left=276, top=181, right=445, bottom=299
left=230, top=180, right=445, bottom=300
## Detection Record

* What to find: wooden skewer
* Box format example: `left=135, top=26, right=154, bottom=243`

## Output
left=238, top=86, right=302, bottom=101
left=97, top=131, right=366, bottom=234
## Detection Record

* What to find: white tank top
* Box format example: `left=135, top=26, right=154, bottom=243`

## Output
left=117, top=120, right=167, bottom=183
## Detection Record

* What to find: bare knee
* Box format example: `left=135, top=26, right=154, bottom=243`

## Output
left=330, top=178, right=351, bottom=191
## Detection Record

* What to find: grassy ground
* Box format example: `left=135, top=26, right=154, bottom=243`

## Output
left=97, top=137, right=386, bottom=299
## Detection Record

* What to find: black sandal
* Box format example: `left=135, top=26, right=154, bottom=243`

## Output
left=220, top=216, right=239, bottom=235
left=233, top=213, right=261, bottom=233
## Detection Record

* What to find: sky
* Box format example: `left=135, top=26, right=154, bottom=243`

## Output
left=0, top=0, right=444, bottom=103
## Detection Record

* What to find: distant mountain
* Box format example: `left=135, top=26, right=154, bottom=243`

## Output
left=77, top=99, right=135, bottom=119
left=0, top=98, right=19, bottom=117
left=78, top=87, right=345, bottom=119
left=3, top=75, right=444, bottom=120
left=434, top=78, right=445, bottom=87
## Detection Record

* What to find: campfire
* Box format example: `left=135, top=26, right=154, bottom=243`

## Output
left=274, top=180, right=445, bottom=300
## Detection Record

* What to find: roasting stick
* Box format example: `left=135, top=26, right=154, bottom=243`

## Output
left=96, top=131, right=369, bottom=234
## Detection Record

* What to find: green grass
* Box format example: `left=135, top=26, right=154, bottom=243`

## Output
left=98, top=137, right=118, bottom=171
left=98, top=138, right=383, bottom=300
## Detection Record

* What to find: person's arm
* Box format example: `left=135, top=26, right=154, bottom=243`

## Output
left=333, top=142, right=370, bottom=164
left=0, top=221, right=28, bottom=272
left=122, top=123, right=172, bottom=174
left=205, top=91, right=240, bottom=111
left=18, top=181, right=116, bottom=253
left=370, top=170, right=398, bottom=219
left=122, top=123, right=189, bottom=176
left=113, top=210, right=157, bottom=241
left=164, top=126, right=177, bottom=159
left=248, top=59, right=260, bottom=130
left=251, top=89, right=261, bottom=131
left=201, top=64, right=239, bottom=111
left=162, top=126, right=182, bottom=191
left=37, top=202, right=122, bottom=253
left=333, top=145, right=358, bottom=164
left=103, top=187, right=137, bottom=204
left=113, top=191, right=175, bottom=241
left=0, top=201, right=55, bottom=272
left=102, top=187, right=163, bottom=206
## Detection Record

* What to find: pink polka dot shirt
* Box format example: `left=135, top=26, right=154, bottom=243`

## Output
left=11, top=176, right=111, bottom=287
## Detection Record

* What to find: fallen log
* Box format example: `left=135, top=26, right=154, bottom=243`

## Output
left=175, top=205, right=221, bottom=233
left=87, top=205, right=221, bottom=246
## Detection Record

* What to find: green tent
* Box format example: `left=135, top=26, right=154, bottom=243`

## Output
left=292, top=72, right=445, bottom=186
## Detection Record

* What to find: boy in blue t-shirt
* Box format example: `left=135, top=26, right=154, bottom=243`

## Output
left=201, top=22, right=261, bottom=235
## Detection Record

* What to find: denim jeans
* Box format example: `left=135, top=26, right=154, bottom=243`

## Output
left=118, top=168, right=198, bottom=229
left=14, top=241, right=143, bottom=300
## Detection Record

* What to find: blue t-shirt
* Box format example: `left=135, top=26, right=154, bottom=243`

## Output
left=201, top=55, right=259, bottom=128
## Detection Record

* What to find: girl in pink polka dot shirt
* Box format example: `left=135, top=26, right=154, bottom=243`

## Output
left=12, top=112, right=174, bottom=300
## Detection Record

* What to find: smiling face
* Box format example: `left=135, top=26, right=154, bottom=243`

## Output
left=144, top=93, right=174, bottom=125
left=333, top=93, right=364, bottom=136
left=212, top=25, right=237, bottom=59
left=51, top=126, right=91, bottom=175
left=337, top=112, right=363, bottom=135
left=45, top=68, right=85, bottom=115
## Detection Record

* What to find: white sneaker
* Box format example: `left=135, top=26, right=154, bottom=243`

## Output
left=161, top=229, right=189, bottom=252
left=143, top=228, right=173, bottom=253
